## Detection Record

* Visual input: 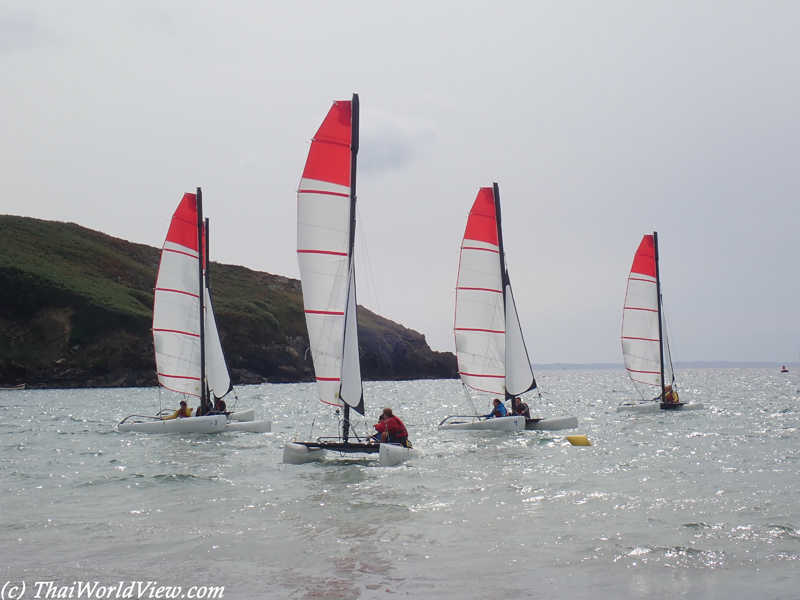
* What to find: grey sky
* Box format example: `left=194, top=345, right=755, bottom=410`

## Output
left=2, top=1, right=799, bottom=363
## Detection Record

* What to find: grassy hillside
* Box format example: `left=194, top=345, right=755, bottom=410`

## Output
left=0, top=215, right=456, bottom=388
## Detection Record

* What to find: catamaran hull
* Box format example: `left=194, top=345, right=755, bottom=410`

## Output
left=438, top=415, right=525, bottom=431
left=225, top=420, right=271, bottom=432
left=283, top=441, right=417, bottom=466
left=118, top=415, right=228, bottom=433
left=228, top=409, right=254, bottom=422
left=616, top=402, right=704, bottom=412
left=525, top=416, right=579, bottom=430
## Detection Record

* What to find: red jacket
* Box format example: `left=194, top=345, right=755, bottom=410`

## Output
left=374, top=415, right=408, bottom=438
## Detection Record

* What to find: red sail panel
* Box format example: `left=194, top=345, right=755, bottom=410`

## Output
left=301, top=101, right=352, bottom=187
left=463, top=187, right=499, bottom=246
left=165, top=193, right=200, bottom=252
left=630, top=234, right=656, bottom=278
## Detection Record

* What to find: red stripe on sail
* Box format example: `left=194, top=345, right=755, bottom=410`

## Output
left=302, top=100, right=352, bottom=187
left=153, top=328, right=200, bottom=338
left=297, top=249, right=348, bottom=257
left=164, top=193, right=199, bottom=251
left=622, top=336, right=658, bottom=342
left=305, top=309, right=345, bottom=315
left=298, top=188, right=349, bottom=198
left=163, top=247, right=198, bottom=260
left=155, top=288, right=200, bottom=299
left=462, top=245, right=499, bottom=253
left=460, top=371, right=504, bottom=379
left=463, top=187, right=499, bottom=246
left=455, top=327, right=504, bottom=334
left=630, top=235, right=656, bottom=278
left=626, top=368, right=660, bottom=375
left=624, top=306, right=658, bottom=313
left=158, top=373, right=202, bottom=381
left=457, top=286, right=502, bottom=294
left=316, top=377, right=341, bottom=382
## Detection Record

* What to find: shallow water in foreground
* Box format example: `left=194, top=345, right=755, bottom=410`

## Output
left=1, top=367, right=799, bottom=599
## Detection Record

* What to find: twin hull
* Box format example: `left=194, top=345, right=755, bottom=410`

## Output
left=616, top=402, right=704, bottom=412
left=438, top=415, right=579, bottom=431
left=282, top=442, right=418, bottom=467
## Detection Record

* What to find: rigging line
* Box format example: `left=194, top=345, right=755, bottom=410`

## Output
left=355, top=202, right=382, bottom=316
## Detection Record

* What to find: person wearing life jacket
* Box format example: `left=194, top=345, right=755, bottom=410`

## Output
left=483, top=398, right=508, bottom=419
left=373, top=408, right=410, bottom=447
left=511, top=397, right=530, bottom=418
left=163, top=400, right=192, bottom=420
left=661, top=385, right=679, bottom=404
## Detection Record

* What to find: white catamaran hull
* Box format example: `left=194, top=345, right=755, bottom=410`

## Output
left=526, top=416, right=580, bottom=430
left=282, top=442, right=417, bottom=466
left=225, top=419, right=271, bottom=432
left=438, top=415, right=525, bottom=431
left=118, top=415, right=228, bottom=434
left=228, top=409, right=254, bottom=422
left=616, top=402, right=704, bottom=412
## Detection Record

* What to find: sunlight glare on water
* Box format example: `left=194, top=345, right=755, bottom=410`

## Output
left=1, top=367, right=798, bottom=599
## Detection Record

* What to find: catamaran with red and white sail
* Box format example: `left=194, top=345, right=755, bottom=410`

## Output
left=282, top=94, right=417, bottom=466
left=119, top=190, right=271, bottom=433
left=438, top=184, right=579, bottom=431
left=617, top=232, right=702, bottom=412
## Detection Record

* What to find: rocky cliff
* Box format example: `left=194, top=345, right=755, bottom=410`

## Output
left=0, top=215, right=456, bottom=388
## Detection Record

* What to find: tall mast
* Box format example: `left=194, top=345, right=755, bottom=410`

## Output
left=341, top=93, right=360, bottom=443
left=493, top=183, right=512, bottom=403
left=653, top=231, right=666, bottom=402
left=196, top=187, right=207, bottom=410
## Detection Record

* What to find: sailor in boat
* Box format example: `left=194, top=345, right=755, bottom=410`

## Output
left=163, top=400, right=192, bottom=420
left=655, top=385, right=679, bottom=404
left=781, top=366, right=789, bottom=373
left=373, top=408, right=411, bottom=448
left=483, top=398, right=508, bottom=420
left=212, top=397, right=227, bottom=414
left=511, top=397, right=531, bottom=419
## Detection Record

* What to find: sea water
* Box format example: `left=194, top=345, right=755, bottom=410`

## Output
left=1, top=368, right=798, bottom=600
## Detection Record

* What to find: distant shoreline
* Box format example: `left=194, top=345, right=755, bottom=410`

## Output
left=533, top=362, right=800, bottom=370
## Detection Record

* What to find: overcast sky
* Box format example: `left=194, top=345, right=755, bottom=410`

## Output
left=2, top=1, right=799, bottom=364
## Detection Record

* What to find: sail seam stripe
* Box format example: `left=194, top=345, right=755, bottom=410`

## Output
left=626, top=368, right=660, bottom=374
left=622, top=336, right=658, bottom=342
left=163, top=247, right=198, bottom=259
left=155, top=287, right=200, bottom=299
left=623, top=306, right=657, bottom=313
left=455, top=327, right=504, bottom=334
left=298, top=189, right=349, bottom=198
left=316, top=377, right=341, bottom=381
left=297, top=249, right=348, bottom=256
left=461, top=245, right=499, bottom=253
left=629, top=276, right=656, bottom=282
left=157, top=373, right=202, bottom=381
left=457, top=286, right=502, bottom=294
left=310, top=138, right=349, bottom=149
left=153, top=328, right=200, bottom=338
left=460, top=371, right=504, bottom=378
left=305, top=310, right=345, bottom=315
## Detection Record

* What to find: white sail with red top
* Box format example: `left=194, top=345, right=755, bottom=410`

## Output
left=152, top=192, right=230, bottom=399
left=621, top=234, right=672, bottom=388
left=454, top=185, right=535, bottom=397
left=297, top=97, right=364, bottom=414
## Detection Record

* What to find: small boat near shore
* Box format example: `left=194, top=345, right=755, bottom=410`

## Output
left=617, top=232, right=703, bottom=413
left=118, top=190, right=270, bottom=434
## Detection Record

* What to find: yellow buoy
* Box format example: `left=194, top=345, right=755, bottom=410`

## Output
left=567, top=435, right=592, bottom=446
